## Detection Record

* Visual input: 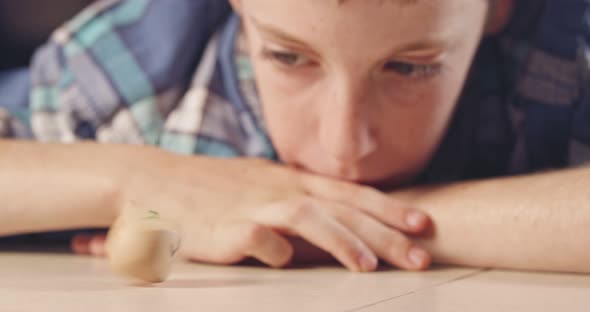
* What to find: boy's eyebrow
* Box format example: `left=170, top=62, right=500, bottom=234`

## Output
left=249, top=15, right=450, bottom=55
left=395, top=37, right=450, bottom=55
left=249, top=16, right=312, bottom=48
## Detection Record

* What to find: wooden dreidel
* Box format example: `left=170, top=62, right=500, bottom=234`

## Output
left=106, top=209, right=181, bottom=283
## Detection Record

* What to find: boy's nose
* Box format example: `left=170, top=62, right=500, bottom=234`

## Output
left=318, top=80, right=377, bottom=164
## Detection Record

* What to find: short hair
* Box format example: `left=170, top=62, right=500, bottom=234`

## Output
left=337, top=0, right=419, bottom=6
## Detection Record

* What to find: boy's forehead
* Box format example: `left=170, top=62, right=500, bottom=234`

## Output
left=242, top=0, right=489, bottom=64
left=244, top=0, right=473, bottom=44
left=244, top=0, right=470, bottom=21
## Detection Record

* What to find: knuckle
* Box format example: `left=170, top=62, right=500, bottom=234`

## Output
left=338, top=242, right=365, bottom=262
left=344, top=183, right=374, bottom=203
left=274, top=245, right=294, bottom=268
left=327, top=205, right=347, bottom=220
left=240, top=223, right=267, bottom=248
left=355, top=183, right=374, bottom=194
left=385, top=235, right=412, bottom=255
left=284, top=199, right=316, bottom=224
left=346, top=180, right=368, bottom=193
left=327, top=233, right=365, bottom=260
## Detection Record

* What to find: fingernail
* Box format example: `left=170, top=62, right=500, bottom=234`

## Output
left=359, top=253, right=378, bottom=272
left=406, top=211, right=426, bottom=228
left=408, top=247, right=428, bottom=268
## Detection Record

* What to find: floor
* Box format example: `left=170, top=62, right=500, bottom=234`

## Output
left=1, top=252, right=589, bottom=312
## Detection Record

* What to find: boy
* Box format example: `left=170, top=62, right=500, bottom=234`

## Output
left=1, top=0, right=589, bottom=273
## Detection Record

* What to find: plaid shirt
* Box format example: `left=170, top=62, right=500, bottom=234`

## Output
left=1, top=0, right=590, bottom=183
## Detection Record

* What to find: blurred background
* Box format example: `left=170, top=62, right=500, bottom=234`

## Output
left=0, top=0, right=94, bottom=70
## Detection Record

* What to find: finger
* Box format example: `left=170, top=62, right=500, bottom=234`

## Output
left=302, top=175, right=429, bottom=233
left=249, top=197, right=378, bottom=272
left=189, top=221, right=294, bottom=268
left=89, top=234, right=108, bottom=257
left=230, top=222, right=294, bottom=268
left=327, top=203, right=431, bottom=271
left=71, top=234, right=91, bottom=255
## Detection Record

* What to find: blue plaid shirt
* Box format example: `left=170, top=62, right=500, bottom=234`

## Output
left=1, top=0, right=590, bottom=184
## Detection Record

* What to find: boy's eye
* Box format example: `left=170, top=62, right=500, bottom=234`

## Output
left=383, top=61, right=441, bottom=78
left=262, top=48, right=312, bottom=68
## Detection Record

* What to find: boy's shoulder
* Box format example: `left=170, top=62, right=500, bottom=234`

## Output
left=429, top=1, right=590, bottom=182
left=23, top=0, right=233, bottom=143
left=489, top=0, right=590, bottom=174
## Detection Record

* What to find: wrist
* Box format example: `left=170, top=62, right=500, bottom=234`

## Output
left=108, top=144, right=171, bottom=217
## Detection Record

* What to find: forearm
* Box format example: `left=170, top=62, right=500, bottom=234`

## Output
left=394, top=167, right=590, bottom=273
left=0, top=140, right=159, bottom=236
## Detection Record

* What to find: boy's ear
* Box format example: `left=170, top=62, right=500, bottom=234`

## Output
left=228, top=0, right=242, bottom=15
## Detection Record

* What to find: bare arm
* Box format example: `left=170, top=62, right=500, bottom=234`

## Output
left=0, top=139, right=149, bottom=236
left=0, top=139, right=433, bottom=272
left=394, top=167, right=590, bottom=273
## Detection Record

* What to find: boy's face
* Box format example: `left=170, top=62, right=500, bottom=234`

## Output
left=235, top=0, right=491, bottom=185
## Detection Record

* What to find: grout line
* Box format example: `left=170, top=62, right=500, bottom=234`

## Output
left=344, top=268, right=491, bottom=312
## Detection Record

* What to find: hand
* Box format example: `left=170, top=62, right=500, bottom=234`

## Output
left=72, top=154, right=431, bottom=272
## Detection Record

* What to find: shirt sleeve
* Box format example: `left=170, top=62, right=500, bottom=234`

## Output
left=0, top=68, right=32, bottom=138
left=0, top=0, right=231, bottom=144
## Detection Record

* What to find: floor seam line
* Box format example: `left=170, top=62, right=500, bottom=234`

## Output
left=344, top=268, right=491, bottom=312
